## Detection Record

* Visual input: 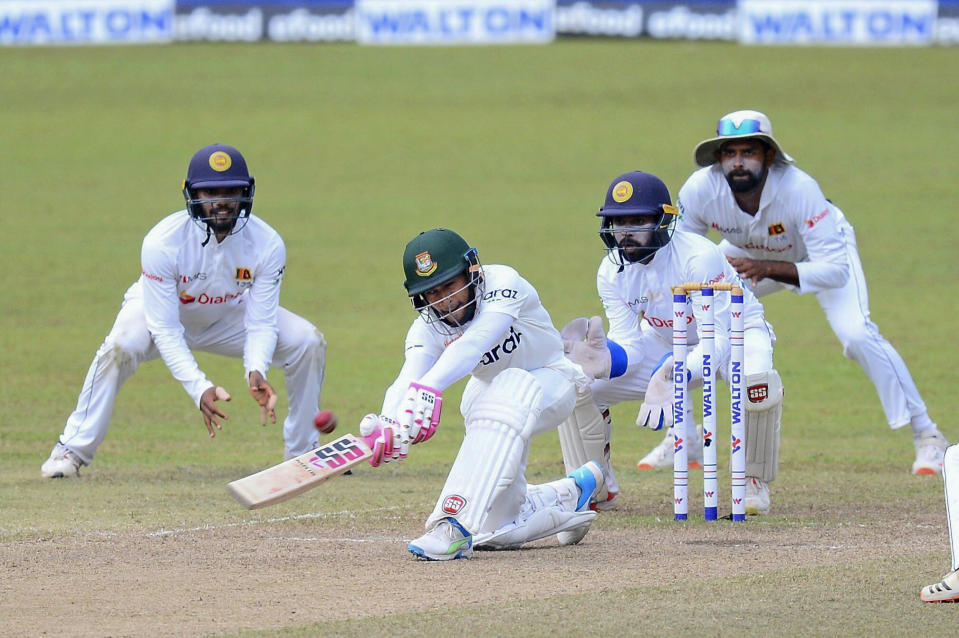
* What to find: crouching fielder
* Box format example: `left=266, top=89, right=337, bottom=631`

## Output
left=362, top=228, right=606, bottom=561
left=921, top=445, right=959, bottom=602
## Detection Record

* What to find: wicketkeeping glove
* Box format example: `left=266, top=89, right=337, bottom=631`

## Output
left=636, top=355, right=675, bottom=431
left=561, top=316, right=612, bottom=381
left=358, top=414, right=402, bottom=467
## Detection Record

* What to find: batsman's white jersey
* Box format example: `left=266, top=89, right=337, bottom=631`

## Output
left=56, top=210, right=326, bottom=462
left=678, top=163, right=931, bottom=430
left=590, top=230, right=774, bottom=408
left=382, top=265, right=588, bottom=536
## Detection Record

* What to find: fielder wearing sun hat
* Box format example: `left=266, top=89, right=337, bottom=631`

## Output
left=693, top=110, right=795, bottom=167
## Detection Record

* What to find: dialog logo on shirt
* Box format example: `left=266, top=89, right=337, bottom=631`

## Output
left=806, top=209, right=829, bottom=229
left=442, top=494, right=466, bottom=515
left=415, top=251, right=437, bottom=276
left=768, top=223, right=786, bottom=236
left=179, top=291, right=196, bottom=304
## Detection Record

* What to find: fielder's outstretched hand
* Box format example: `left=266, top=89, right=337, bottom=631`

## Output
left=637, top=356, right=673, bottom=431
left=199, top=385, right=232, bottom=437
left=248, top=370, right=278, bottom=426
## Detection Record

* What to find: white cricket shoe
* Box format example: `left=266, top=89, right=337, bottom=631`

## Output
left=409, top=518, right=473, bottom=561
left=557, top=461, right=606, bottom=546
left=912, top=429, right=948, bottom=476
left=921, top=568, right=959, bottom=602
left=636, top=424, right=703, bottom=471
left=41, top=443, right=84, bottom=478
left=744, top=477, right=771, bottom=515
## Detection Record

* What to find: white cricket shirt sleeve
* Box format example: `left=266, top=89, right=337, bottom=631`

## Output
left=242, top=237, right=285, bottom=379
left=380, top=320, right=444, bottom=417
left=676, top=176, right=711, bottom=236
left=791, top=196, right=849, bottom=294
left=597, top=263, right=644, bottom=370
left=140, top=233, right=213, bottom=406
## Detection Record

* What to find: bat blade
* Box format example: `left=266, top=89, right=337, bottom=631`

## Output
left=227, top=433, right=373, bottom=509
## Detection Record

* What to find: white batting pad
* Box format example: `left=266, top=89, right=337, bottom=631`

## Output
left=744, top=369, right=784, bottom=483
left=426, top=369, right=544, bottom=534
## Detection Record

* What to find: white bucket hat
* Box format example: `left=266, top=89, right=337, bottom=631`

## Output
left=693, top=110, right=794, bottom=167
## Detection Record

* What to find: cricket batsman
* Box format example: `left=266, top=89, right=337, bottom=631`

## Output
left=558, top=171, right=782, bottom=515
left=677, top=109, right=947, bottom=475
left=41, top=144, right=327, bottom=478
left=359, top=228, right=606, bottom=560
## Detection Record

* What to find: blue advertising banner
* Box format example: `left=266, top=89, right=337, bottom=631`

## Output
left=0, top=0, right=174, bottom=45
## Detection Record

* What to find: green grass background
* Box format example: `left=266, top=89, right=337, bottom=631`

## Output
left=2, top=40, right=958, bottom=634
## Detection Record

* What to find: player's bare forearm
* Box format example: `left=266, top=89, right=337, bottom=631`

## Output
left=727, top=257, right=799, bottom=287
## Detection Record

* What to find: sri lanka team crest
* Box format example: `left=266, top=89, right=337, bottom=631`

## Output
left=612, top=180, right=633, bottom=202
left=415, top=251, right=438, bottom=277
left=208, top=151, right=232, bottom=172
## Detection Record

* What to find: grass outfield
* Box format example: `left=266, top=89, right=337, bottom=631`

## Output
left=2, top=40, right=958, bottom=635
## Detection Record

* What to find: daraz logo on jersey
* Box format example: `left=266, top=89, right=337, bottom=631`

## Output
left=480, top=326, right=523, bottom=366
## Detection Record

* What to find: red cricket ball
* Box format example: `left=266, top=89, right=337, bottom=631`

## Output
left=313, top=410, right=338, bottom=434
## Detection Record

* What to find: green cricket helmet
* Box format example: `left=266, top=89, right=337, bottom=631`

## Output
left=402, top=228, right=484, bottom=334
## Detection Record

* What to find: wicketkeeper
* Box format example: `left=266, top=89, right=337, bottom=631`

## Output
left=359, top=228, right=606, bottom=560
left=42, top=144, right=327, bottom=478
left=558, top=171, right=783, bottom=515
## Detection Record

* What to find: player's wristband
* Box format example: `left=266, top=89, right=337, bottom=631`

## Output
left=607, top=340, right=628, bottom=379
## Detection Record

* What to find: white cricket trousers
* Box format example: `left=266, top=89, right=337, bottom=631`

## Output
left=58, top=289, right=326, bottom=463
left=721, top=218, right=930, bottom=430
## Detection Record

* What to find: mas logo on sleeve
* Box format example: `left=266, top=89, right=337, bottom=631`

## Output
left=208, top=151, right=232, bottom=172
left=415, top=251, right=437, bottom=276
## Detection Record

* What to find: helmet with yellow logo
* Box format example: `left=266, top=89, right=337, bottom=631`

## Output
left=182, top=143, right=255, bottom=239
left=597, top=171, right=678, bottom=266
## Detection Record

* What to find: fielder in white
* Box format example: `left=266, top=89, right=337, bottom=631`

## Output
left=41, top=144, right=327, bottom=478
left=921, top=445, right=959, bottom=602
left=358, top=228, right=606, bottom=561
left=677, top=110, right=946, bottom=475
left=559, top=171, right=782, bottom=515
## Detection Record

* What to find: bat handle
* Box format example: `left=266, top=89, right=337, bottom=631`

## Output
left=358, top=432, right=380, bottom=451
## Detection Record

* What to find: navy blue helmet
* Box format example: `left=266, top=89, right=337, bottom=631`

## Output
left=597, top=171, right=678, bottom=265
left=182, top=143, right=255, bottom=238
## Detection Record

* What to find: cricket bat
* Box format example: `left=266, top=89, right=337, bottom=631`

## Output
left=227, top=433, right=376, bottom=509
